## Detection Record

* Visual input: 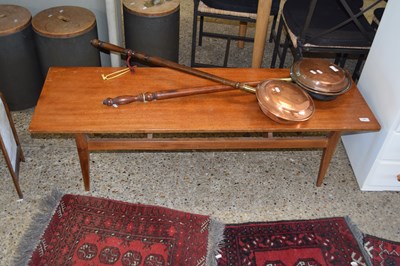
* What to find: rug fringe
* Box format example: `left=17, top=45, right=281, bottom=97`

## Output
left=345, top=216, right=372, bottom=266
left=13, top=189, right=65, bottom=266
left=206, top=218, right=225, bottom=266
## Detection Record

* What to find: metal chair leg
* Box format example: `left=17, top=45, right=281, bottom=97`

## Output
left=353, top=54, right=365, bottom=81
left=191, top=1, right=200, bottom=66
left=280, top=34, right=291, bottom=68
left=268, top=14, right=279, bottom=43
left=199, top=16, right=204, bottom=46
left=270, top=16, right=284, bottom=68
left=223, top=38, right=231, bottom=66
left=337, top=54, right=348, bottom=68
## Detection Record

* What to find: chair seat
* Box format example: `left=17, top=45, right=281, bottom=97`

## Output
left=192, top=0, right=281, bottom=67
left=283, top=0, right=376, bottom=49
left=198, top=1, right=257, bottom=19
left=201, top=0, right=281, bottom=15
left=201, top=0, right=259, bottom=13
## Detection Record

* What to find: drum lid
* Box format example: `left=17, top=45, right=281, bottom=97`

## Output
left=0, top=5, right=31, bottom=36
left=123, top=0, right=180, bottom=17
left=32, top=6, right=96, bottom=38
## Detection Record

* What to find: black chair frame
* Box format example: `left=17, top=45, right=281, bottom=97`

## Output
left=271, top=0, right=384, bottom=80
left=191, top=0, right=279, bottom=67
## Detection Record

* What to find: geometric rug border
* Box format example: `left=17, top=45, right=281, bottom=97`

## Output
left=14, top=189, right=65, bottom=266
left=13, top=190, right=224, bottom=266
left=13, top=190, right=398, bottom=266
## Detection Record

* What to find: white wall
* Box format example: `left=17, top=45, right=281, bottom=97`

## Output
left=342, top=0, right=400, bottom=189
left=0, top=0, right=124, bottom=66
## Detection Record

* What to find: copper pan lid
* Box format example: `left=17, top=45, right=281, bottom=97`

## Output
left=290, top=58, right=352, bottom=95
left=256, top=80, right=315, bottom=123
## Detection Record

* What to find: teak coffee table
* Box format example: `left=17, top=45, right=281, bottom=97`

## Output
left=29, top=67, right=380, bottom=190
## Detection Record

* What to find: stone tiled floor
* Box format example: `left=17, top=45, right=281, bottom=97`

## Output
left=1, top=1, right=398, bottom=265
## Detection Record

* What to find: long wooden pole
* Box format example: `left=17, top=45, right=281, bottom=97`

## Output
left=91, top=39, right=257, bottom=93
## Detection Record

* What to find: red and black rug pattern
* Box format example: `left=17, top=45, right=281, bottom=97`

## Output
left=364, top=234, right=400, bottom=266
left=218, top=217, right=367, bottom=266
left=28, top=194, right=211, bottom=266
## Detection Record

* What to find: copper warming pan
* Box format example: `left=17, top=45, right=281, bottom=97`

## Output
left=290, top=58, right=352, bottom=101
left=91, top=39, right=315, bottom=124
left=91, top=40, right=352, bottom=123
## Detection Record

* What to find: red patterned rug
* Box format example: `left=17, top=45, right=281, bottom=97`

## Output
left=16, top=193, right=400, bottom=266
left=217, top=217, right=370, bottom=266
left=16, top=193, right=223, bottom=266
left=363, top=234, right=400, bottom=265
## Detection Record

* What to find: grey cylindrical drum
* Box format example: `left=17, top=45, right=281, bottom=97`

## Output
left=32, top=6, right=101, bottom=76
left=0, top=5, right=44, bottom=110
left=123, top=0, right=180, bottom=64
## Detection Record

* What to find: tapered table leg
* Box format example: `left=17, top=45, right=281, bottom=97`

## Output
left=316, top=131, right=342, bottom=186
left=75, top=133, right=90, bottom=191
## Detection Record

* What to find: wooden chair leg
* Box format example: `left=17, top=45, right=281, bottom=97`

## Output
left=237, top=21, right=247, bottom=48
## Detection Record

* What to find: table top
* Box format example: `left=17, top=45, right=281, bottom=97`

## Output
left=29, top=67, right=380, bottom=134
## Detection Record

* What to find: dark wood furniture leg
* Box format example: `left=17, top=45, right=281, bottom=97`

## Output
left=14, top=147, right=24, bottom=199
left=75, top=134, right=90, bottom=191
left=9, top=146, right=24, bottom=199
left=1, top=136, right=24, bottom=199
left=316, top=131, right=342, bottom=186
left=10, top=172, right=23, bottom=199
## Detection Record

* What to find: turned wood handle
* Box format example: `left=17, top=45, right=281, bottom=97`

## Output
left=91, top=39, right=255, bottom=93
left=103, top=81, right=262, bottom=106
left=103, top=95, right=140, bottom=106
